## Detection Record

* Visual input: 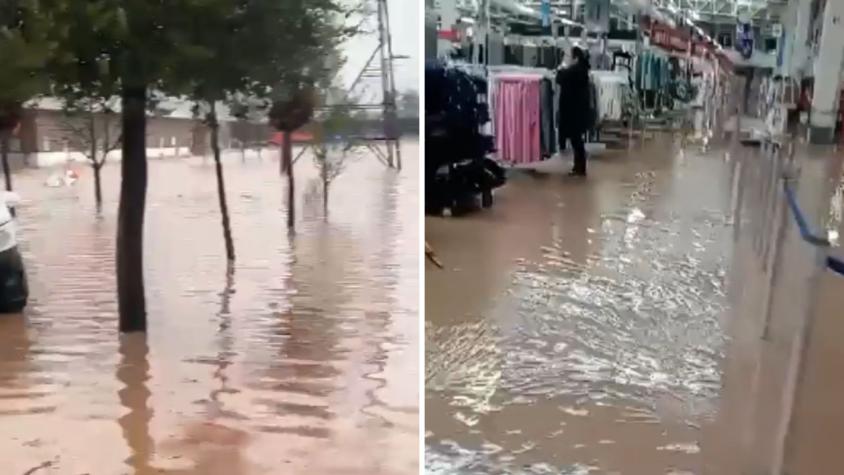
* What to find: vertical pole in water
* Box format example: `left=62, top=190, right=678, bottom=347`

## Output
left=377, top=0, right=401, bottom=169
left=761, top=148, right=788, bottom=341
left=730, top=152, right=744, bottom=239
left=384, top=0, right=402, bottom=170
left=761, top=142, right=781, bottom=263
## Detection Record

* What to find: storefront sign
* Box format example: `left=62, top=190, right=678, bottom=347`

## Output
left=650, top=22, right=690, bottom=52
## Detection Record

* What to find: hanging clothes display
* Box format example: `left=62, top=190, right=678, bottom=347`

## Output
left=494, top=74, right=542, bottom=164
left=425, top=60, right=505, bottom=214
left=488, top=65, right=554, bottom=144
left=636, top=50, right=670, bottom=92
left=540, top=78, right=556, bottom=157
left=591, top=71, right=629, bottom=122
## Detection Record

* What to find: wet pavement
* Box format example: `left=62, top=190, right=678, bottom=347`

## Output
left=0, top=142, right=418, bottom=474
left=426, top=137, right=738, bottom=474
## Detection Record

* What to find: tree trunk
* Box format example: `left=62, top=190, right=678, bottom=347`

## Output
left=209, top=104, right=236, bottom=264
left=1, top=129, right=13, bottom=192
left=322, top=175, right=329, bottom=217
left=0, top=129, right=14, bottom=217
left=282, top=131, right=295, bottom=230
left=117, top=84, right=148, bottom=333
left=91, top=115, right=102, bottom=210
left=94, top=164, right=103, bottom=210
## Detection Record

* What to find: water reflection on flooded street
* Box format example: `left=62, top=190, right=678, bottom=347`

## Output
left=426, top=138, right=734, bottom=474
left=0, top=142, right=418, bottom=474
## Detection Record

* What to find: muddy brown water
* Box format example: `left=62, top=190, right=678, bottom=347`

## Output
left=426, top=137, right=844, bottom=475
left=426, top=138, right=738, bottom=474
left=0, top=143, right=418, bottom=474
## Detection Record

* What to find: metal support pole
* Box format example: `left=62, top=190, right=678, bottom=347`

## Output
left=377, top=0, right=402, bottom=170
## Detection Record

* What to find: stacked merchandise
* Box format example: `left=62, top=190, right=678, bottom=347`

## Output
left=425, top=60, right=506, bottom=215
left=499, top=36, right=566, bottom=69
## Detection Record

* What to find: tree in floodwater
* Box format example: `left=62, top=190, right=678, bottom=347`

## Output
left=311, top=97, right=362, bottom=215
left=230, top=118, right=266, bottom=162
left=0, top=0, right=50, bottom=192
left=41, top=1, right=239, bottom=332
left=234, top=0, right=358, bottom=231
left=59, top=97, right=121, bottom=210
left=191, top=101, right=236, bottom=266
left=269, top=89, right=317, bottom=230
left=41, top=0, right=357, bottom=330
left=171, top=2, right=255, bottom=268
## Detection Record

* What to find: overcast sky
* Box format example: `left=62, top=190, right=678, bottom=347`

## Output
left=339, top=0, right=419, bottom=96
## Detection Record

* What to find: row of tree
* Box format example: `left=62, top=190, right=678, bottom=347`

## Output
left=0, top=0, right=359, bottom=332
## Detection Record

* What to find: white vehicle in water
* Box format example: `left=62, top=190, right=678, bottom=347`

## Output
left=0, top=191, right=27, bottom=312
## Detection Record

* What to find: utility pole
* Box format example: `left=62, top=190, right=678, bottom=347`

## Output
left=327, top=0, right=406, bottom=170
left=376, top=0, right=402, bottom=169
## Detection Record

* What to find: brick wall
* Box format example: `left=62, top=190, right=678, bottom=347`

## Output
left=10, top=108, right=272, bottom=166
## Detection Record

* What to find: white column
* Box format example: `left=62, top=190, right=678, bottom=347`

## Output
left=809, top=0, right=844, bottom=144
left=789, top=0, right=812, bottom=78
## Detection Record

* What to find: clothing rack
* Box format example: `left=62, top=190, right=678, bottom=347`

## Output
left=425, top=60, right=505, bottom=215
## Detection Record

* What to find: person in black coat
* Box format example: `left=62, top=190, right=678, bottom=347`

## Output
left=556, top=46, right=592, bottom=176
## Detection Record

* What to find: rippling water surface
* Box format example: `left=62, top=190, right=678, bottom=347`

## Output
left=0, top=143, right=418, bottom=474
left=426, top=140, right=734, bottom=474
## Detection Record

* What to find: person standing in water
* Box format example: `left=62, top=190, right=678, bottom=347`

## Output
left=556, top=46, right=592, bottom=176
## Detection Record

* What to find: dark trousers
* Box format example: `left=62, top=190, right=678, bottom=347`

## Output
left=560, top=131, right=586, bottom=173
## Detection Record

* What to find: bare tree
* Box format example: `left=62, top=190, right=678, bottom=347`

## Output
left=60, top=97, right=122, bottom=210
left=230, top=118, right=267, bottom=162
left=311, top=102, right=360, bottom=215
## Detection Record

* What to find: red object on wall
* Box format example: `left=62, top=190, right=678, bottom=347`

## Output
left=437, top=29, right=460, bottom=41
left=649, top=21, right=690, bottom=52
left=269, top=130, right=313, bottom=146
left=644, top=14, right=726, bottom=67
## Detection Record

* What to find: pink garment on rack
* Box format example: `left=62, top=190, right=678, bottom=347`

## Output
left=494, top=75, right=542, bottom=164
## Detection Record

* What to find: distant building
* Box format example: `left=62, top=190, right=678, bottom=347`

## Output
left=7, top=97, right=271, bottom=168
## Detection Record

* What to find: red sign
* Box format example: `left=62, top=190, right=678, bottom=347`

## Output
left=437, top=29, right=460, bottom=42
left=650, top=22, right=690, bottom=52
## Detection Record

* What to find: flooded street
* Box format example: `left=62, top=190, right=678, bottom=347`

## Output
left=0, top=142, right=419, bottom=474
left=426, top=137, right=736, bottom=474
